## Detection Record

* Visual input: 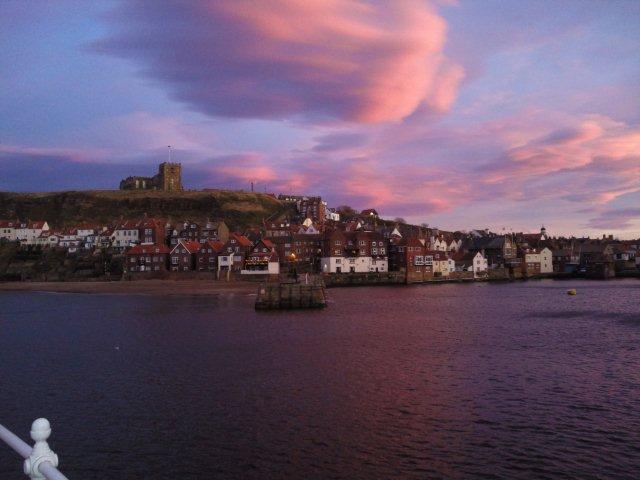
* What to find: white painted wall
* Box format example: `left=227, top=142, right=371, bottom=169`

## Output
left=540, top=247, right=553, bottom=273
left=0, top=227, right=16, bottom=241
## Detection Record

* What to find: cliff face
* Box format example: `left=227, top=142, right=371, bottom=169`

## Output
left=0, top=190, right=287, bottom=229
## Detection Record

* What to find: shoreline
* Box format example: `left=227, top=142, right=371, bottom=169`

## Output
left=0, top=279, right=259, bottom=296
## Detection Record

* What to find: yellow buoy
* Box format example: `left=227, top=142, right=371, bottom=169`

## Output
left=567, top=289, right=577, bottom=295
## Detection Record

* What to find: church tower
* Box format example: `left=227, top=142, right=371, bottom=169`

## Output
left=158, top=162, right=182, bottom=192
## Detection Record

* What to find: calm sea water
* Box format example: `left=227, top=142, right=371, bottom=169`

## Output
left=1, top=280, right=639, bottom=479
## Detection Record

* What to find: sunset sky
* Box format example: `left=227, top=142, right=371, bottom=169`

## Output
left=1, top=1, right=639, bottom=237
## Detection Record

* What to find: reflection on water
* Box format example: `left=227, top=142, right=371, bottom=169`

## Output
left=1, top=279, right=639, bottom=479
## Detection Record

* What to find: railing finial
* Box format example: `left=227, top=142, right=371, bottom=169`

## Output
left=23, top=418, right=59, bottom=480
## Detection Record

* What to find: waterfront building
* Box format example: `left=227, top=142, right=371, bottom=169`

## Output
left=540, top=247, right=553, bottom=274
left=242, top=239, right=280, bottom=274
left=321, top=229, right=388, bottom=273
left=472, top=235, right=517, bottom=268
left=196, top=239, right=224, bottom=272
left=218, top=233, right=253, bottom=272
left=170, top=239, right=201, bottom=271
left=125, top=244, right=171, bottom=272
left=520, top=248, right=542, bottom=277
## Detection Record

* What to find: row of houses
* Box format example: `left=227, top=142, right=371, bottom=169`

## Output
left=125, top=235, right=279, bottom=275
left=3, top=209, right=638, bottom=281
left=0, top=218, right=230, bottom=253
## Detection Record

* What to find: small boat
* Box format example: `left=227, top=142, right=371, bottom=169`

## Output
left=567, top=289, right=577, bottom=295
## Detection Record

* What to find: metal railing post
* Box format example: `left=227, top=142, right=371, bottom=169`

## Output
left=0, top=419, right=69, bottom=480
left=24, top=419, right=59, bottom=480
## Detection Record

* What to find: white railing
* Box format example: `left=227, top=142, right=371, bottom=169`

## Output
left=0, top=419, right=69, bottom=480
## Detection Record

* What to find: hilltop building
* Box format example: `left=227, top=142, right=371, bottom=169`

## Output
left=119, top=162, right=182, bottom=192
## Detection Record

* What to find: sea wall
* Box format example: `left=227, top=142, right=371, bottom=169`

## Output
left=255, top=282, right=327, bottom=310
left=323, top=272, right=405, bottom=287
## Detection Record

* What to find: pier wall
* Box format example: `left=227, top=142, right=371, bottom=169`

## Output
left=255, top=282, right=327, bottom=309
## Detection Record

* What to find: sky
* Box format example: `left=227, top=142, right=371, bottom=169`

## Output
left=1, top=0, right=639, bottom=238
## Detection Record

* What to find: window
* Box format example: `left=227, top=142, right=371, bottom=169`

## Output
left=172, top=257, right=178, bottom=264
left=130, top=258, right=135, bottom=263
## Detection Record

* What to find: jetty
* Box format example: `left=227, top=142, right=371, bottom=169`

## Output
left=255, top=276, right=327, bottom=310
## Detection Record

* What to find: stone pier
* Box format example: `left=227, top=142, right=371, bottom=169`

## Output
left=255, top=281, right=327, bottom=310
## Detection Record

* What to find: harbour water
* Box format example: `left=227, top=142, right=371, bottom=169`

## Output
left=1, top=279, right=639, bottom=479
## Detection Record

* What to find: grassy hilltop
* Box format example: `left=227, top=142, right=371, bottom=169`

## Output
left=0, top=189, right=289, bottom=229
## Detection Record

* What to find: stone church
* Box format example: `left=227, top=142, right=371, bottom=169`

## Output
left=120, top=162, right=182, bottom=191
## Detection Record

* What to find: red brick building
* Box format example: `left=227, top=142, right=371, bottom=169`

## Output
left=297, top=197, right=326, bottom=222
left=138, top=218, right=167, bottom=245
left=388, top=237, right=436, bottom=282
left=170, top=240, right=201, bottom=271
left=218, top=233, right=253, bottom=271
left=125, top=244, right=170, bottom=273
left=196, top=239, right=224, bottom=271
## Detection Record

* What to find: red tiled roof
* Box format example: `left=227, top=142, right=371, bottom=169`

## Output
left=180, top=240, right=202, bottom=254
left=232, top=233, right=253, bottom=247
left=201, top=240, right=224, bottom=252
left=115, top=220, right=139, bottom=229
left=28, top=221, right=47, bottom=229
left=126, top=244, right=171, bottom=255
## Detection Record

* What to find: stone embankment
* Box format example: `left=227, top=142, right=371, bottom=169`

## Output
left=255, top=280, right=326, bottom=310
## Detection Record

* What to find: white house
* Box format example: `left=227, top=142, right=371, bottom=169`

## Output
left=76, top=226, right=97, bottom=239
left=321, top=256, right=387, bottom=274
left=111, top=221, right=139, bottom=250
left=0, top=220, right=17, bottom=241
left=15, top=221, right=50, bottom=245
left=540, top=247, right=553, bottom=273
left=325, top=209, right=340, bottom=222
left=455, top=251, right=488, bottom=277
left=58, top=230, right=78, bottom=249
left=448, top=239, right=462, bottom=252
left=298, top=222, right=320, bottom=235
left=430, top=237, right=448, bottom=252
left=33, top=232, right=59, bottom=248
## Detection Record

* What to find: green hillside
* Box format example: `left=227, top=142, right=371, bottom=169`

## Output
left=0, top=189, right=290, bottom=229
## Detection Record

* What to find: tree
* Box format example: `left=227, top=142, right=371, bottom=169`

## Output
left=393, top=217, right=406, bottom=224
left=336, top=205, right=357, bottom=217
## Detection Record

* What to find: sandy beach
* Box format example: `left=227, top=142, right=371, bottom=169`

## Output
left=0, top=279, right=259, bottom=296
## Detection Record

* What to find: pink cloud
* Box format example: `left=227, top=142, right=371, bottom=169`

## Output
left=96, top=1, right=463, bottom=123
left=480, top=115, right=640, bottom=202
